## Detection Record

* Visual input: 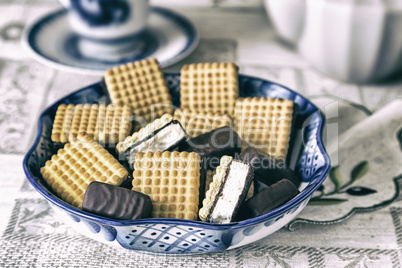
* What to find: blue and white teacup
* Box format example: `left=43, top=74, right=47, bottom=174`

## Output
left=59, top=0, right=149, bottom=41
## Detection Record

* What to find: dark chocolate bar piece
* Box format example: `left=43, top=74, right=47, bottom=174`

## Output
left=239, top=146, right=301, bottom=188
left=243, top=179, right=299, bottom=218
left=82, top=181, right=152, bottom=220
left=180, top=127, right=241, bottom=170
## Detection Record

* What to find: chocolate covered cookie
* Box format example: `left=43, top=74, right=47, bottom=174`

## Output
left=82, top=181, right=152, bottom=220
left=180, top=127, right=241, bottom=170
left=239, top=146, right=301, bottom=189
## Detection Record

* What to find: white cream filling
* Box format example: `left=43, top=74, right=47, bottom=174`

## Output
left=199, top=156, right=232, bottom=221
left=210, top=161, right=250, bottom=224
left=128, top=124, right=186, bottom=165
left=117, top=114, right=173, bottom=154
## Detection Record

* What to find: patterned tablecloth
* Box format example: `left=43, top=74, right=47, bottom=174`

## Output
left=1, top=1, right=402, bottom=267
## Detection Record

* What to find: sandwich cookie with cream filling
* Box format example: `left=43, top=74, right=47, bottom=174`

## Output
left=199, top=155, right=253, bottom=224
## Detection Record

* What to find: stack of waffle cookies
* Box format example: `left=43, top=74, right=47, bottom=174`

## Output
left=40, top=58, right=298, bottom=224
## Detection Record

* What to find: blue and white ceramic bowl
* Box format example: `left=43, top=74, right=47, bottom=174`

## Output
left=23, top=73, right=331, bottom=254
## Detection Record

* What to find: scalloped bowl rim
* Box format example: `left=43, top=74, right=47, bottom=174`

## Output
left=23, top=73, right=331, bottom=229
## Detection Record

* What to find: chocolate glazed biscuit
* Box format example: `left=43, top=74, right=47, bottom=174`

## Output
left=82, top=181, right=152, bottom=220
left=239, top=146, right=301, bottom=190
left=179, top=127, right=241, bottom=170
left=237, top=179, right=299, bottom=220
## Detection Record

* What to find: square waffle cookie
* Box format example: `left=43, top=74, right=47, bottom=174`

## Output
left=104, top=58, right=173, bottom=129
left=234, top=97, right=294, bottom=159
left=180, top=62, right=238, bottom=117
left=173, top=108, right=232, bottom=138
left=40, top=133, right=129, bottom=208
left=51, top=103, right=132, bottom=144
left=132, top=151, right=201, bottom=220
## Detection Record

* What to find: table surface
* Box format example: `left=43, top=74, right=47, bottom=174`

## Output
left=0, top=1, right=402, bottom=267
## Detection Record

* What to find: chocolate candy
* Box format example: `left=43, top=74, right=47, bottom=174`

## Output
left=239, top=146, right=301, bottom=189
left=82, top=181, right=152, bottom=220
left=179, top=127, right=241, bottom=170
left=239, top=179, right=299, bottom=219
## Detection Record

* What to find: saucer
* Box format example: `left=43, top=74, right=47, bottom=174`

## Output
left=22, top=7, right=199, bottom=75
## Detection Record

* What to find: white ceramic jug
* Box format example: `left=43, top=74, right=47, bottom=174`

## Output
left=265, top=0, right=402, bottom=83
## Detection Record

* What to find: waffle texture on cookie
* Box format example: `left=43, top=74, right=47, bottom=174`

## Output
left=180, top=62, right=238, bottom=117
left=104, top=58, right=173, bottom=128
left=132, top=151, right=201, bottom=220
left=40, top=133, right=129, bottom=208
left=82, top=181, right=152, bottom=221
left=234, top=97, right=294, bottom=158
left=51, top=103, right=132, bottom=144
left=173, top=108, right=232, bottom=137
